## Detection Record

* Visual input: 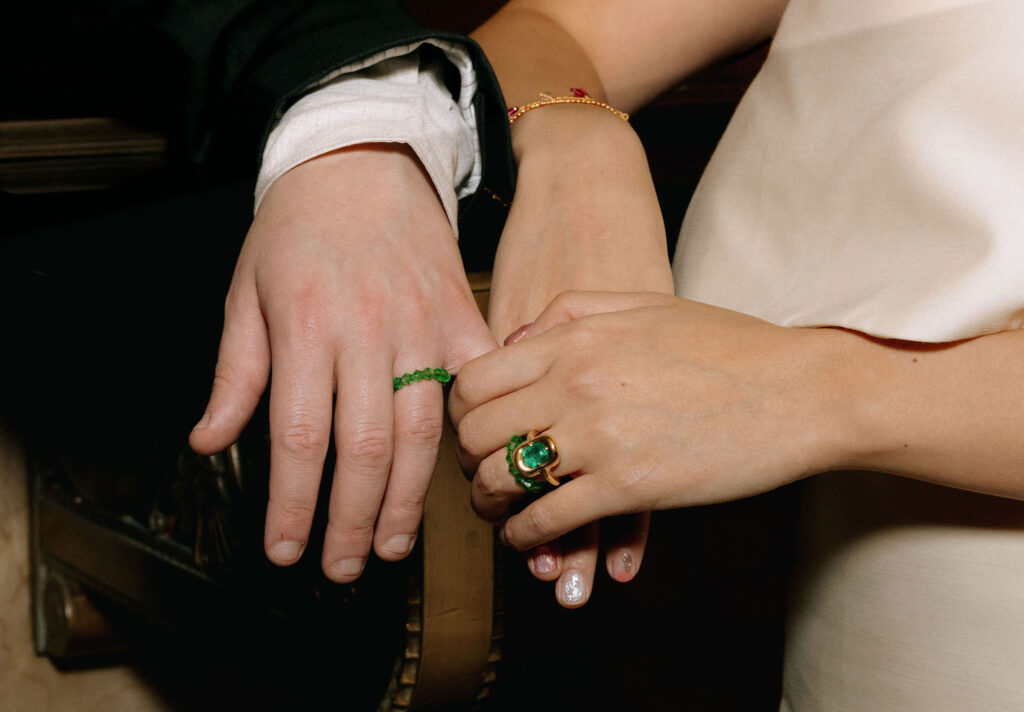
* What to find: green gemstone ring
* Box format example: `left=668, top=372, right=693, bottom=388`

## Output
left=506, top=430, right=561, bottom=493
left=393, top=367, right=451, bottom=392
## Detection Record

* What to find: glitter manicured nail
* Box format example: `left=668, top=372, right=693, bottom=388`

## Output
left=612, top=551, right=636, bottom=582
left=560, top=571, right=585, bottom=605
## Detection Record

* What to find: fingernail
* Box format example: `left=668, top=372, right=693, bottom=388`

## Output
left=559, top=571, right=586, bottom=606
left=503, top=323, right=533, bottom=346
left=497, top=527, right=509, bottom=547
left=612, top=551, right=635, bottom=582
left=329, top=558, right=365, bottom=579
left=531, top=546, right=556, bottom=574
left=269, top=540, right=303, bottom=563
left=192, top=412, right=211, bottom=430
left=384, top=534, right=416, bottom=557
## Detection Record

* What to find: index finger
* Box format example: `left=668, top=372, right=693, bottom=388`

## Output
left=449, top=337, right=551, bottom=426
left=451, top=292, right=674, bottom=425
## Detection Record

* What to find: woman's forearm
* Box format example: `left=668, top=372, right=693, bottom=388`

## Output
left=471, top=0, right=788, bottom=171
left=826, top=327, right=1024, bottom=499
left=472, top=0, right=788, bottom=112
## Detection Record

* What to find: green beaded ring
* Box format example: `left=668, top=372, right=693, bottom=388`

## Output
left=393, top=367, right=451, bottom=392
left=506, top=431, right=560, bottom=494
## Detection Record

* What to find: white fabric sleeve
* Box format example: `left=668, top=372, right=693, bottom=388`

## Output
left=254, top=40, right=481, bottom=236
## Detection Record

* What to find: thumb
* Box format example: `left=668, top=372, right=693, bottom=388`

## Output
left=189, top=283, right=270, bottom=454
left=445, top=309, right=499, bottom=376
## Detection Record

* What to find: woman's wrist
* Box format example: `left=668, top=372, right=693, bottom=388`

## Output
left=506, top=105, right=670, bottom=286
left=806, top=326, right=933, bottom=479
left=785, top=326, right=890, bottom=479
left=765, top=321, right=1024, bottom=500
left=510, top=105, right=656, bottom=221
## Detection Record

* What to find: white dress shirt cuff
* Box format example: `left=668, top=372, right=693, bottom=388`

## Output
left=255, top=39, right=481, bottom=237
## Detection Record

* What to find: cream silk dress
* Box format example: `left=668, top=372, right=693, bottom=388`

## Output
left=674, top=0, right=1024, bottom=709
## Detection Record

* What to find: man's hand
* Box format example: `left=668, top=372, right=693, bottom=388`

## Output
left=190, top=143, right=496, bottom=582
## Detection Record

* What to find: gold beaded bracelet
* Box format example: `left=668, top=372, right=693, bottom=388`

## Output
left=507, top=88, right=629, bottom=127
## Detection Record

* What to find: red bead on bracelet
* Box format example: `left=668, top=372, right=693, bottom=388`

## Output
left=506, top=88, right=629, bottom=127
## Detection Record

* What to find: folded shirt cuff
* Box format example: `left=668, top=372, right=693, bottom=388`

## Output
left=255, top=39, right=481, bottom=237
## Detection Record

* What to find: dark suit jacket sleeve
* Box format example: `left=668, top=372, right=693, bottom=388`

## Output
left=36, top=0, right=513, bottom=248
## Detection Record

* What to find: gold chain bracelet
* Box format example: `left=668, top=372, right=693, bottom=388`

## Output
left=507, top=88, right=629, bottom=127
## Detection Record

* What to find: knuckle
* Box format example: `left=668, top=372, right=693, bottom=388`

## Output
left=278, top=419, right=330, bottom=460
left=352, top=276, right=404, bottom=331
left=472, top=483, right=506, bottom=523
left=566, top=317, right=602, bottom=347
left=385, top=493, right=426, bottom=521
left=272, top=497, right=317, bottom=527
left=340, top=425, right=392, bottom=471
left=618, top=462, right=659, bottom=509
left=474, top=467, right=502, bottom=501
left=455, top=411, right=485, bottom=455
left=470, top=490, right=490, bottom=520
left=325, top=517, right=375, bottom=544
left=398, top=407, right=443, bottom=448
left=515, top=504, right=554, bottom=546
left=549, top=290, right=580, bottom=314
left=619, top=463, right=652, bottom=492
left=287, top=283, right=330, bottom=341
left=564, top=363, right=604, bottom=399
left=592, top=407, right=621, bottom=442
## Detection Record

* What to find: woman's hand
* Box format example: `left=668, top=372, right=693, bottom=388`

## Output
left=485, top=108, right=672, bottom=606
left=451, top=291, right=849, bottom=551
left=465, top=0, right=786, bottom=608
left=190, top=144, right=496, bottom=582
